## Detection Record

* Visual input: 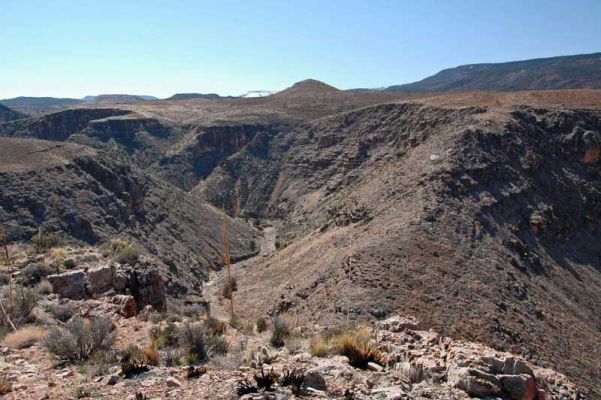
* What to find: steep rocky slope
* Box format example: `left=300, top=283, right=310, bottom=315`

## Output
left=197, top=101, right=601, bottom=396
left=0, top=103, right=27, bottom=122
left=386, top=52, right=601, bottom=93
left=0, top=138, right=254, bottom=303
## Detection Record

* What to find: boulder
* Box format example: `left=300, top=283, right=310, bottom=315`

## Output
left=112, top=295, right=137, bottom=318
left=47, top=270, right=85, bottom=299
left=86, top=265, right=113, bottom=295
left=127, top=265, right=166, bottom=311
left=304, top=369, right=327, bottom=391
left=447, top=367, right=503, bottom=398
left=500, top=374, right=538, bottom=400
left=112, top=270, right=128, bottom=291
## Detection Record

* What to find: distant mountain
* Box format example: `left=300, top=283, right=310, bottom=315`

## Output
left=0, top=104, right=27, bottom=122
left=385, top=52, right=601, bottom=93
left=272, top=79, right=339, bottom=99
left=240, top=90, right=277, bottom=98
left=167, top=93, right=227, bottom=100
left=85, top=94, right=158, bottom=104
left=0, top=96, right=83, bottom=116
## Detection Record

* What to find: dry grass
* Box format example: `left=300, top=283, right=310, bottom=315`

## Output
left=309, top=335, right=330, bottom=357
left=0, top=375, right=11, bottom=395
left=333, top=326, right=382, bottom=368
left=36, top=279, right=53, bottom=295
left=142, top=342, right=160, bottom=366
left=2, top=325, right=46, bottom=349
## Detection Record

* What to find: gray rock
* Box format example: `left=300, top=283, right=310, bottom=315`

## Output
left=499, top=374, right=537, bottom=400
left=304, top=369, right=327, bottom=391
left=48, top=270, right=85, bottom=299
left=86, top=265, right=113, bottom=295
left=112, top=270, right=128, bottom=291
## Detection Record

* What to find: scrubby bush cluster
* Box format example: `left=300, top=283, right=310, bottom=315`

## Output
left=44, top=316, right=116, bottom=362
left=270, top=314, right=290, bottom=347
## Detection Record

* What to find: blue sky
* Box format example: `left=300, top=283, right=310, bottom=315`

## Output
left=1, top=0, right=600, bottom=98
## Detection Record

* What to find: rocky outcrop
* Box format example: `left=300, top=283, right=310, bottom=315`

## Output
left=376, top=316, right=581, bottom=400
left=47, top=261, right=166, bottom=311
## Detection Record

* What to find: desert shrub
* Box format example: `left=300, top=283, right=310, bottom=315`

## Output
left=162, top=347, right=181, bottom=367
left=63, top=259, right=76, bottom=269
left=309, top=335, right=330, bottom=357
left=206, top=335, right=229, bottom=355
left=31, top=231, right=62, bottom=254
left=249, top=239, right=257, bottom=252
left=44, top=316, right=116, bottom=362
left=178, top=323, right=207, bottom=361
left=20, top=263, right=54, bottom=285
left=270, top=314, right=290, bottom=348
left=4, top=286, right=38, bottom=327
left=153, top=322, right=177, bottom=349
left=2, top=325, right=46, bottom=349
left=114, top=245, right=140, bottom=265
left=0, top=274, right=10, bottom=286
left=135, top=393, right=149, bottom=400
left=256, top=317, right=268, bottom=333
left=86, top=349, right=117, bottom=377
left=0, top=375, right=11, bottom=395
left=182, top=304, right=204, bottom=319
left=36, top=279, right=53, bottom=295
left=205, top=317, right=227, bottom=336
left=334, top=328, right=382, bottom=368
left=48, top=302, right=76, bottom=322
left=245, top=346, right=277, bottom=369
left=121, top=344, right=149, bottom=377
left=142, top=342, right=160, bottom=366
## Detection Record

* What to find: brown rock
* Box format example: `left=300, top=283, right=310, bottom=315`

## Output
left=113, top=295, right=137, bottom=318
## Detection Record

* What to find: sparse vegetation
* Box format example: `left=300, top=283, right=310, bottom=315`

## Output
left=120, top=344, right=149, bottom=377
left=309, top=335, right=330, bottom=357
left=36, top=278, right=53, bottom=295
left=44, top=316, right=116, bottom=362
left=206, top=334, right=229, bottom=355
left=48, top=302, right=76, bottom=322
left=256, top=317, right=268, bottom=333
left=31, top=230, right=62, bottom=254
left=253, top=367, right=277, bottom=391
left=280, top=368, right=306, bottom=396
left=334, top=327, right=382, bottom=368
left=206, top=317, right=227, bottom=336
left=114, top=245, right=140, bottom=265
left=270, top=314, right=290, bottom=348
left=73, top=386, right=93, bottom=399
left=142, top=342, right=160, bottom=366
left=2, top=325, right=45, bottom=349
left=4, top=286, right=38, bottom=327
left=63, top=258, right=76, bottom=269
left=20, top=263, right=54, bottom=285
left=0, top=375, right=11, bottom=395
left=236, top=379, right=258, bottom=396
left=178, top=323, right=207, bottom=362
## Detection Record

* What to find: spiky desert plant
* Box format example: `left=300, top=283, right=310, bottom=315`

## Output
left=254, top=367, right=277, bottom=391
left=334, top=328, right=382, bottom=369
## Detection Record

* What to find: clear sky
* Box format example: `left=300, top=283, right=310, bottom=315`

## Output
left=1, top=0, right=600, bottom=99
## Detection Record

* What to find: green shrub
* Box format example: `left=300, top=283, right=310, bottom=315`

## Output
left=120, top=344, right=148, bottom=378
left=63, top=259, right=76, bottom=269
left=114, top=245, right=140, bottom=265
left=206, top=335, right=229, bottom=355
